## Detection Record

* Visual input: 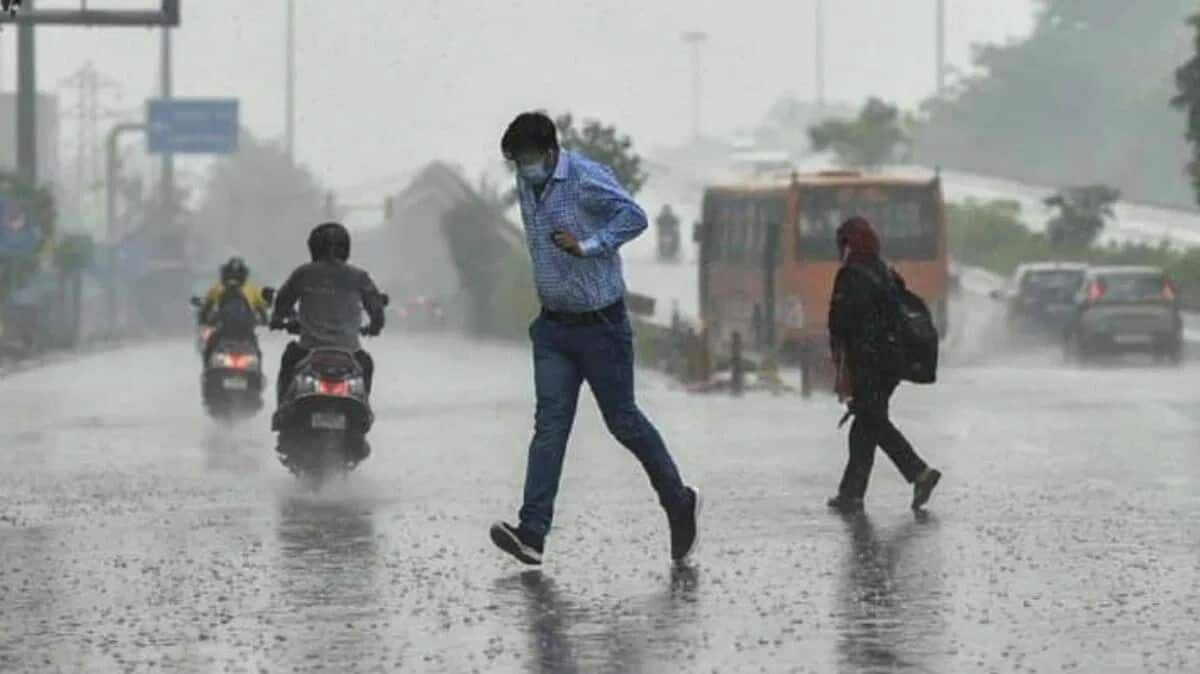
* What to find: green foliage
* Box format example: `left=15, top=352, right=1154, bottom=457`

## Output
left=808, top=98, right=909, bottom=169
left=554, top=113, right=648, bottom=195
left=946, top=198, right=1055, bottom=273
left=916, top=0, right=1196, bottom=208
left=1172, top=12, right=1200, bottom=207
left=1043, top=184, right=1120, bottom=250
left=52, top=233, right=95, bottom=273
left=193, top=131, right=326, bottom=280
left=948, top=197, right=1200, bottom=309
left=754, top=96, right=855, bottom=156
left=440, top=196, right=537, bottom=340
left=0, top=171, right=57, bottom=300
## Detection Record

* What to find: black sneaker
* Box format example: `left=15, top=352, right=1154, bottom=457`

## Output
left=827, top=495, right=864, bottom=514
left=669, top=486, right=702, bottom=563
left=911, top=469, right=942, bottom=511
left=490, top=522, right=544, bottom=566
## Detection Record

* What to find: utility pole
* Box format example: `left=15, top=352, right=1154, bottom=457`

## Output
left=160, top=24, right=174, bottom=216
left=60, top=61, right=124, bottom=209
left=16, top=0, right=35, bottom=183
left=285, top=0, right=295, bottom=163
left=681, top=31, right=707, bottom=142
left=935, top=0, right=946, bottom=97
left=815, top=0, right=825, bottom=110
left=105, top=122, right=146, bottom=335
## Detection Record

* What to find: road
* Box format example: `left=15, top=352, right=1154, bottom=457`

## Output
left=2, top=308, right=1199, bottom=672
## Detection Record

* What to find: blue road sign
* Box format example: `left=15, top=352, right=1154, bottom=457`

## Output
left=147, top=99, right=239, bottom=154
left=0, top=196, right=42, bottom=256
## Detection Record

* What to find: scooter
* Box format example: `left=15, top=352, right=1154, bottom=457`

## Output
left=270, top=296, right=386, bottom=489
left=190, top=288, right=274, bottom=421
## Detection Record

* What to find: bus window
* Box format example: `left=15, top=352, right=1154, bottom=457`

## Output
left=797, top=185, right=938, bottom=261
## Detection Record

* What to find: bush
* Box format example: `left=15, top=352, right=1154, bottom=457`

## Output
left=947, top=198, right=1200, bottom=310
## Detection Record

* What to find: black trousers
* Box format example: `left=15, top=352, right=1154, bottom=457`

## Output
left=837, top=377, right=928, bottom=499
left=277, top=342, right=374, bottom=405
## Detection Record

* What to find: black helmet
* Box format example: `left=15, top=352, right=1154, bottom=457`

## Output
left=220, top=256, right=249, bottom=284
left=308, top=221, right=351, bottom=262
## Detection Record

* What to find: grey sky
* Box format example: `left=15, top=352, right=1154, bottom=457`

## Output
left=3, top=0, right=1034, bottom=202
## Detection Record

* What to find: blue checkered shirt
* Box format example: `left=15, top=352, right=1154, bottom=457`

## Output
left=516, top=150, right=647, bottom=312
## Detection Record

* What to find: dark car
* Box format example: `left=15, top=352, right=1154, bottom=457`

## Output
left=991, top=262, right=1088, bottom=338
left=1063, top=266, right=1183, bottom=364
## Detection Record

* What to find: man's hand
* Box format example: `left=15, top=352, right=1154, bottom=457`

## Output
left=551, top=230, right=584, bottom=257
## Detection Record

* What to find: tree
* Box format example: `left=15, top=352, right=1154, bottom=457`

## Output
left=0, top=171, right=57, bottom=300
left=440, top=193, right=536, bottom=339
left=192, top=131, right=327, bottom=281
left=554, top=113, right=648, bottom=195
left=915, top=0, right=1196, bottom=208
left=808, top=98, right=909, bottom=169
left=1043, top=184, right=1120, bottom=250
left=1172, top=12, right=1200, bottom=207
left=753, top=96, right=854, bottom=156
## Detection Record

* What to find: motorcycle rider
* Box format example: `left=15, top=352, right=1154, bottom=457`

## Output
left=270, top=222, right=385, bottom=429
left=199, top=256, right=270, bottom=359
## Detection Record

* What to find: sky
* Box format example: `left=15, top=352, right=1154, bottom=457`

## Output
left=0, top=0, right=1036, bottom=207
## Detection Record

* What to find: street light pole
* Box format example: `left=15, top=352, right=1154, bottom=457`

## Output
left=681, top=31, right=708, bottom=142
left=285, top=0, right=295, bottom=163
left=160, top=24, right=174, bottom=215
left=16, top=0, right=36, bottom=183
left=815, top=0, right=825, bottom=110
left=935, top=0, right=946, bottom=97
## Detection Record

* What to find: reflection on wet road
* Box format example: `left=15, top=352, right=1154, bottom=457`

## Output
left=1, top=333, right=1198, bottom=672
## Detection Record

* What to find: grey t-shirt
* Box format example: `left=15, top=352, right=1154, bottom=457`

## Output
left=274, top=260, right=382, bottom=350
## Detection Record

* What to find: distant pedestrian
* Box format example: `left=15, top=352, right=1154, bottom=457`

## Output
left=489, top=112, right=701, bottom=566
left=730, top=331, right=745, bottom=396
left=826, top=216, right=941, bottom=513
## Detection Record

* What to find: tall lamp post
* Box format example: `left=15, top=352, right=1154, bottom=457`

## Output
left=681, top=31, right=708, bottom=142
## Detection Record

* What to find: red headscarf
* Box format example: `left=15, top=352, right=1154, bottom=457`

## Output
left=836, top=216, right=880, bottom=265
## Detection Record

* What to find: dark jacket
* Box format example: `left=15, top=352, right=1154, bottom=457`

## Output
left=273, top=260, right=384, bottom=350
left=828, top=216, right=905, bottom=394
left=829, top=259, right=905, bottom=379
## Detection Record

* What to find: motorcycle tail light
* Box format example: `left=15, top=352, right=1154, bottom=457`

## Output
left=317, top=379, right=350, bottom=397
left=211, top=352, right=258, bottom=370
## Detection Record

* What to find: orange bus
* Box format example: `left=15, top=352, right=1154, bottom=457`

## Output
left=696, top=171, right=949, bottom=395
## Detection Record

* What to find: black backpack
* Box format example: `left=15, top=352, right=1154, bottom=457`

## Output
left=849, top=263, right=939, bottom=384
left=215, top=284, right=258, bottom=337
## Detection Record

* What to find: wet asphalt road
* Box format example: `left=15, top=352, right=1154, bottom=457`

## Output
left=2, top=315, right=1199, bottom=673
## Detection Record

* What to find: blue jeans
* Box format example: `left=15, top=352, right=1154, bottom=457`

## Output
left=518, top=311, right=687, bottom=537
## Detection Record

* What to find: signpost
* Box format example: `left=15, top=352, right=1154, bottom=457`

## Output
left=146, top=98, right=239, bottom=154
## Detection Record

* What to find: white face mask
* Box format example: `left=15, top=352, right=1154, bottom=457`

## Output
left=518, top=159, right=551, bottom=186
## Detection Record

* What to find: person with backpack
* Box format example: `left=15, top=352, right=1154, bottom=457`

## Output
left=199, top=257, right=270, bottom=360
left=826, top=216, right=942, bottom=514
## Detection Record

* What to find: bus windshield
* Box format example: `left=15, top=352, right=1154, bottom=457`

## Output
left=796, top=184, right=939, bottom=261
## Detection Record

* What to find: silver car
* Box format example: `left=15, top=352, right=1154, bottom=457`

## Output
left=1064, top=266, right=1183, bottom=364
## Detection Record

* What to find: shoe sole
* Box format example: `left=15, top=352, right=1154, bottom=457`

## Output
left=673, top=487, right=703, bottom=564
left=912, top=471, right=942, bottom=510
left=490, top=522, right=542, bottom=566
